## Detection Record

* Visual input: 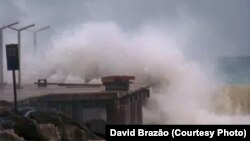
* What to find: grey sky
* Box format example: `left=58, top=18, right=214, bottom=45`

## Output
left=1, top=0, right=249, bottom=57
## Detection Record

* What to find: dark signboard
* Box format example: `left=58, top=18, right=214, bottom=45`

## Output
left=6, top=44, right=19, bottom=70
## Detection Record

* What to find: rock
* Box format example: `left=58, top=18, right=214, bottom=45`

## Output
left=0, top=100, right=13, bottom=117
left=38, top=124, right=61, bottom=141
left=0, top=119, right=15, bottom=129
left=25, top=109, right=103, bottom=140
left=0, top=107, right=104, bottom=141
left=59, top=124, right=87, bottom=141
left=0, top=129, right=24, bottom=141
left=0, top=100, right=12, bottom=108
left=84, top=119, right=106, bottom=138
left=13, top=115, right=45, bottom=141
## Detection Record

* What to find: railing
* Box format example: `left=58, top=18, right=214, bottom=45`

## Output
left=34, top=80, right=102, bottom=88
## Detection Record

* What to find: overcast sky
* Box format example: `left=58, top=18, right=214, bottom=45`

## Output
left=1, top=0, right=249, bottom=57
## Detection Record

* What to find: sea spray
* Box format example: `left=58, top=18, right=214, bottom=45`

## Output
left=23, top=22, right=250, bottom=124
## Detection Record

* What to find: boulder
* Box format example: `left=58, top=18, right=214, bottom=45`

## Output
left=38, top=124, right=61, bottom=141
left=0, top=107, right=104, bottom=141
left=25, top=109, right=102, bottom=140
left=84, top=119, right=106, bottom=138
left=13, top=115, right=45, bottom=141
left=0, top=129, right=24, bottom=141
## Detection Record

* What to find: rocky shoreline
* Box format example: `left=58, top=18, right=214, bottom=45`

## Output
left=0, top=100, right=105, bottom=141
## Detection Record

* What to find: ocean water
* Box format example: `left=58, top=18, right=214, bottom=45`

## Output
left=212, top=56, right=250, bottom=117
left=217, top=56, right=250, bottom=84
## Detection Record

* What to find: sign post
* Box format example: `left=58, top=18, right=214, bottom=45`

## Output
left=12, top=69, right=17, bottom=113
left=6, top=44, right=19, bottom=113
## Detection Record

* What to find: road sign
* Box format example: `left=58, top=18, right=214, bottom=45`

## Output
left=6, top=44, right=19, bottom=113
left=6, top=44, right=19, bottom=70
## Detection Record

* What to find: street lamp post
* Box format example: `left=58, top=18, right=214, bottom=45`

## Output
left=0, top=22, right=19, bottom=87
left=33, top=26, right=50, bottom=54
left=8, top=24, right=35, bottom=88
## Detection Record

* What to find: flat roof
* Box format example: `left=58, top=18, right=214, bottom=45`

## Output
left=0, top=83, right=149, bottom=102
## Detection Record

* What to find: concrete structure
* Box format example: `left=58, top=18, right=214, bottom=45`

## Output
left=0, top=76, right=150, bottom=125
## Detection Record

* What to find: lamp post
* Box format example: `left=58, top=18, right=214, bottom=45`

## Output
left=8, top=24, right=35, bottom=88
left=0, top=22, right=19, bottom=87
left=33, top=26, right=50, bottom=54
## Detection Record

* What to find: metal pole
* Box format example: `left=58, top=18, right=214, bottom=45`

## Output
left=34, top=32, right=37, bottom=54
left=17, top=31, right=21, bottom=88
left=0, top=29, right=3, bottom=87
left=8, top=24, right=35, bottom=88
left=33, top=26, right=49, bottom=54
left=12, top=70, right=17, bottom=113
left=0, top=22, right=19, bottom=87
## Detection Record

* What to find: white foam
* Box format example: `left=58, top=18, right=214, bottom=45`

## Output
left=22, top=22, right=250, bottom=124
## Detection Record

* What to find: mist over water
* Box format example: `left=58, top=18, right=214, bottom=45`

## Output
left=22, top=22, right=250, bottom=124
